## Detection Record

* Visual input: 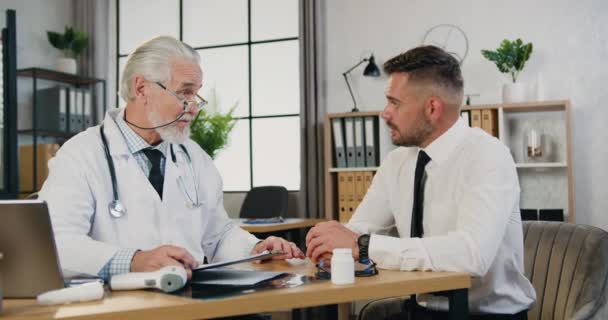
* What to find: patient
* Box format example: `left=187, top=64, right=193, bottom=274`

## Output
left=306, top=45, right=536, bottom=319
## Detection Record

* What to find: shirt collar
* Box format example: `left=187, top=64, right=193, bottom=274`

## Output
left=114, top=108, right=168, bottom=157
left=421, top=117, right=468, bottom=167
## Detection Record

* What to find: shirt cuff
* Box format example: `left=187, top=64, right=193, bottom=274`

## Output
left=369, top=234, right=434, bottom=271
left=97, top=248, right=138, bottom=281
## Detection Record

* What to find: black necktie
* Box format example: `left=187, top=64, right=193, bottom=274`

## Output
left=410, top=150, right=431, bottom=238
left=142, top=149, right=164, bottom=199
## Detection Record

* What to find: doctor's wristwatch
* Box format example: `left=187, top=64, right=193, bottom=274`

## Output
left=357, top=234, right=371, bottom=262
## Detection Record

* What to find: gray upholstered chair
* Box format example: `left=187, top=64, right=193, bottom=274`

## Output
left=358, top=221, right=608, bottom=320
left=523, top=221, right=608, bottom=320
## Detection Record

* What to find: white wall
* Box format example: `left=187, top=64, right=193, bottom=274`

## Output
left=0, top=0, right=74, bottom=136
left=322, top=0, right=608, bottom=229
left=0, top=0, right=73, bottom=70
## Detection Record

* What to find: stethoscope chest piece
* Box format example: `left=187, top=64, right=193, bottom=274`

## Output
left=109, top=200, right=127, bottom=218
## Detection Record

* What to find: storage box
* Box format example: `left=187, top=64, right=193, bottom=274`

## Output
left=19, top=144, right=60, bottom=193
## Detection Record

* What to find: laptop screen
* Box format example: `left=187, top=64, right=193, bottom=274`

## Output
left=0, top=200, right=65, bottom=297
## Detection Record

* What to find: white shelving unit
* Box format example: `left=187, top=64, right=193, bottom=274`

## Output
left=515, top=162, right=568, bottom=169
left=463, top=100, right=574, bottom=222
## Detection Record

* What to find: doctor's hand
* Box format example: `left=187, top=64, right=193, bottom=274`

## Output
left=306, top=220, right=360, bottom=262
left=131, top=245, right=199, bottom=280
left=251, top=236, right=305, bottom=261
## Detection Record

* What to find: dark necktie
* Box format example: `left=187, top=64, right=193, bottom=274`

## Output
left=410, top=150, right=431, bottom=238
left=142, top=149, right=164, bottom=199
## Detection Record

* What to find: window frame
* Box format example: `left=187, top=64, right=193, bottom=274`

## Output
left=115, top=0, right=301, bottom=192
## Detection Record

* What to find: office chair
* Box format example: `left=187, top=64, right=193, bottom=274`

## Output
left=239, top=186, right=288, bottom=219
left=523, top=221, right=608, bottom=319
left=359, top=221, right=608, bottom=320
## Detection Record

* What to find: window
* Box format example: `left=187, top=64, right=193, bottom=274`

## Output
left=116, top=0, right=300, bottom=191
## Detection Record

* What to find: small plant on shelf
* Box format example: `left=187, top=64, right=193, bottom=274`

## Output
left=47, top=26, right=89, bottom=58
left=47, top=26, right=89, bottom=74
left=481, top=38, right=533, bottom=83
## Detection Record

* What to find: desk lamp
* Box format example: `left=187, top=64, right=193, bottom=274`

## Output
left=342, top=54, right=381, bottom=112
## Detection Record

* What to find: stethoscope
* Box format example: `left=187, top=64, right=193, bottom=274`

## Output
left=100, top=124, right=202, bottom=219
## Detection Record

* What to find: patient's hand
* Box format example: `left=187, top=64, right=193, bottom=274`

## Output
left=131, top=245, right=198, bottom=280
left=251, top=236, right=305, bottom=261
left=305, top=220, right=360, bottom=262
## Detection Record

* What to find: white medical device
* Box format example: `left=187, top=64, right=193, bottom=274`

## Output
left=110, top=265, right=187, bottom=293
left=37, top=281, right=104, bottom=305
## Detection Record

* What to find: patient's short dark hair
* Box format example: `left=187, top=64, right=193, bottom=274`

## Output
left=383, top=46, right=463, bottom=101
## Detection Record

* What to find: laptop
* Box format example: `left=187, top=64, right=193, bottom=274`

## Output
left=0, top=200, right=65, bottom=298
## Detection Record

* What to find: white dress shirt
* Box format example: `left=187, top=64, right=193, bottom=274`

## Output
left=347, top=118, right=536, bottom=314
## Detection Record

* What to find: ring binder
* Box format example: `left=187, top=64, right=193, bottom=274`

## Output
left=332, top=118, right=347, bottom=168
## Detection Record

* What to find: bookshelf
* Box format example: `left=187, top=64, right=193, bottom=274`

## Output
left=16, top=68, right=107, bottom=194
left=462, top=100, right=575, bottom=222
left=324, top=111, right=389, bottom=222
left=324, top=100, right=574, bottom=224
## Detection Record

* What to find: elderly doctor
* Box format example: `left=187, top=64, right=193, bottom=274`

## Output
left=38, top=36, right=304, bottom=280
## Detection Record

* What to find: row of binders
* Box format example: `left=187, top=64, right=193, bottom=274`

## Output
left=337, top=171, right=374, bottom=223
left=35, top=86, right=95, bottom=134
left=332, top=116, right=379, bottom=168
left=460, top=109, right=498, bottom=137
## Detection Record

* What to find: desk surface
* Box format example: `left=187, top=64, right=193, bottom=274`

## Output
left=236, top=218, right=326, bottom=233
left=2, top=260, right=470, bottom=320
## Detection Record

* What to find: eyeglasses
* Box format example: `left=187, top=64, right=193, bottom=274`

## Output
left=314, top=258, right=379, bottom=280
left=156, top=82, right=208, bottom=111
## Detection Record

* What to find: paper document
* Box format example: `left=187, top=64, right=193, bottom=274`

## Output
left=194, top=250, right=284, bottom=271
left=192, top=269, right=287, bottom=287
left=242, top=216, right=284, bottom=224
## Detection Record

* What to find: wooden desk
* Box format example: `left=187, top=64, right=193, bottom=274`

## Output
left=236, top=218, right=326, bottom=233
left=1, top=260, right=470, bottom=320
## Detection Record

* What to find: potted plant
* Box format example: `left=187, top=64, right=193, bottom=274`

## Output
left=481, top=38, right=533, bottom=103
left=189, top=108, right=236, bottom=159
left=47, top=26, right=89, bottom=74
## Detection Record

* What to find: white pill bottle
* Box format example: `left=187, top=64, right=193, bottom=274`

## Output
left=331, top=248, right=355, bottom=285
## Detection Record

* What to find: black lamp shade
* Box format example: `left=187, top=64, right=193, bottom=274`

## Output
left=363, top=55, right=381, bottom=77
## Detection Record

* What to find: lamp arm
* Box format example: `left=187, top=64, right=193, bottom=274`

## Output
left=343, top=73, right=359, bottom=112
left=342, top=57, right=371, bottom=112
left=342, top=59, right=368, bottom=75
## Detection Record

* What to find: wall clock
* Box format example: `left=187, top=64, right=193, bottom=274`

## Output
left=422, top=24, right=469, bottom=64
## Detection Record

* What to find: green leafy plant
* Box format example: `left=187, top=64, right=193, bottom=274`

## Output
left=47, top=26, right=89, bottom=58
left=481, top=38, right=533, bottom=83
left=190, top=108, right=236, bottom=159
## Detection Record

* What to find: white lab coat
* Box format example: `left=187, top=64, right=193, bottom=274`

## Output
left=38, top=108, right=259, bottom=277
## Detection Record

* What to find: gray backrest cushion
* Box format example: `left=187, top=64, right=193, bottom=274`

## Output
left=523, top=221, right=608, bottom=320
